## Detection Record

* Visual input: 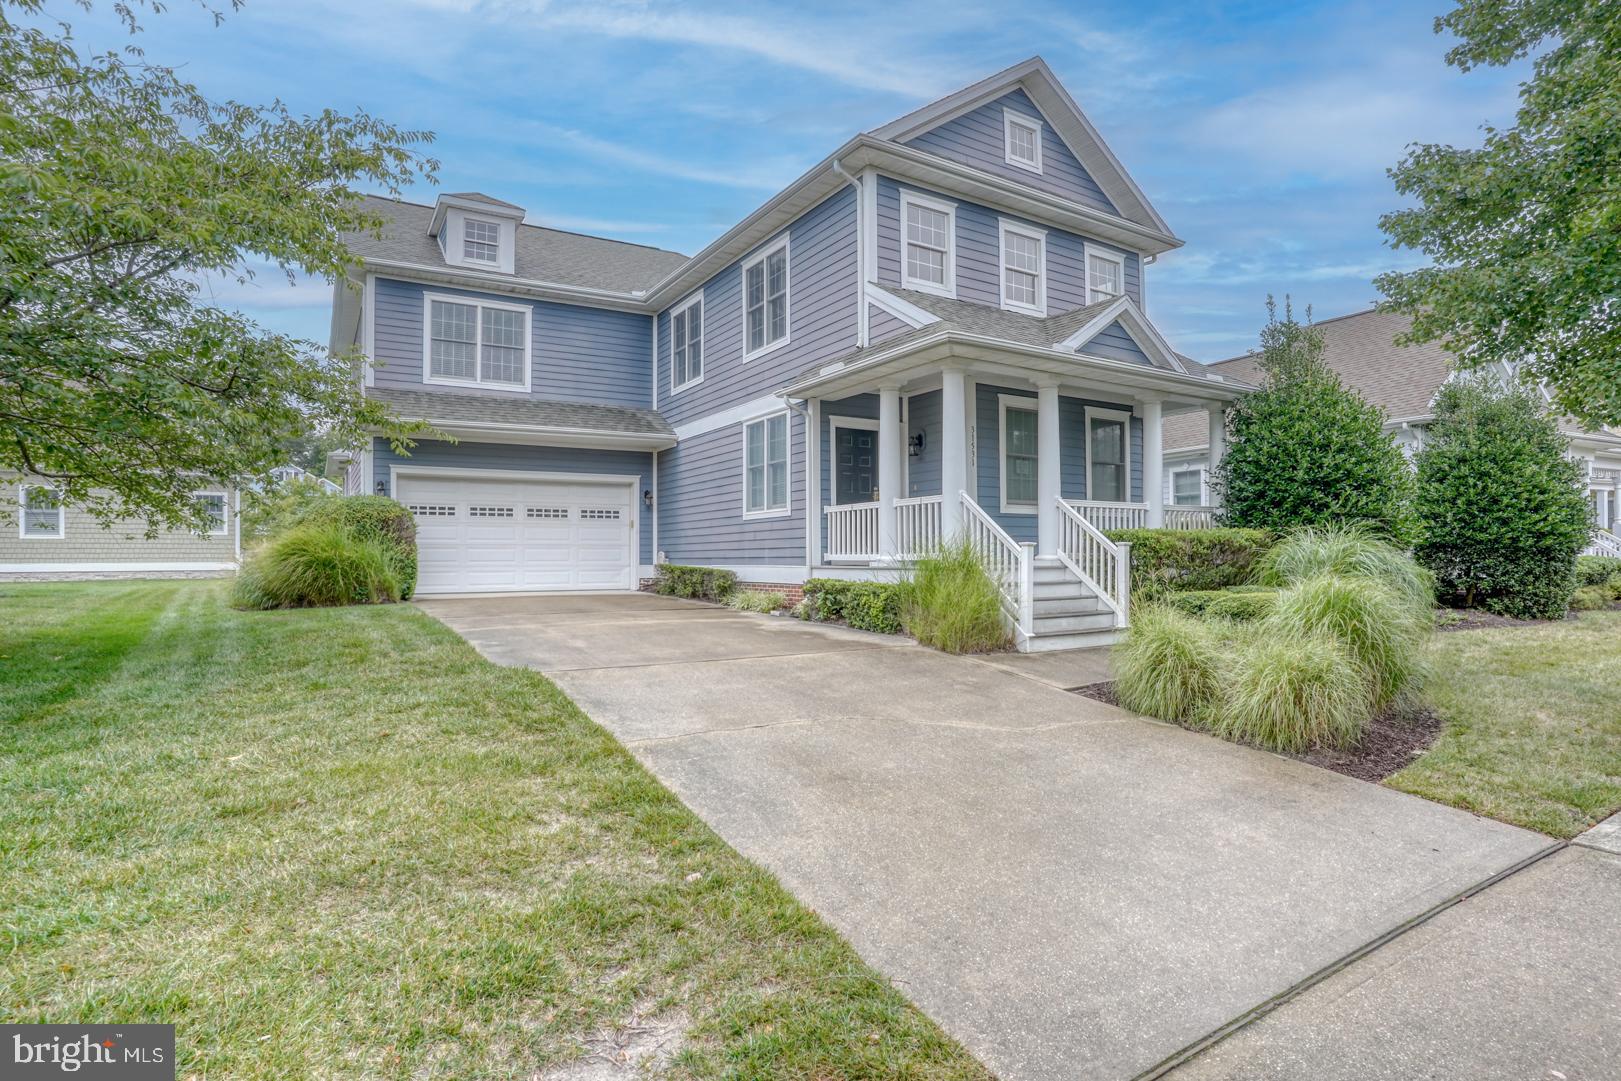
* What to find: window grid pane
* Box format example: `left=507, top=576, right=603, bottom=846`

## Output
left=1004, top=232, right=1042, bottom=308
left=22, top=487, right=61, bottom=536
left=196, top=494, right=226, bottom=533
left=746, top=248, right=788, bottom=352
left=1005, top=409, right=1037, bottom=504
left=464, top=219, right=499, bottom=263
left=745, top=416, right=789, bottom=513
left=1088, top=253, right=1123, bottom=303
left=430, top=300, right=478, bottom=381
left=480, top=307, right=526, bottom=384
left=1008, top=119, right=1039, bottom=164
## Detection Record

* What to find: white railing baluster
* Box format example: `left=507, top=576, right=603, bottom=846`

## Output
left=960, top=491, right=1031, bottom=643
left=824, top=501, right=880, bottom=561
left=1055, top=497, right=1131, bottom=628
left=894, top=494, right=943, bottom=560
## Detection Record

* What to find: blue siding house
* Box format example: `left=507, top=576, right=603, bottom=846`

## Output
left=329, top=57, right=1249, bottom=649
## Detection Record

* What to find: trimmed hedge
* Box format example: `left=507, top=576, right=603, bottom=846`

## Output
left=1576, top=556, right=1621, bottom=588
left=297, top=496, right=418, bottom=600
left=1570, top=585, right=1613, bottom=611
left=652, top=563, right=738, bottom=602
left=802, top=578, right=907, bottom=635
left=1165, top=588, right=1278, bottom=622
left=1104, top=527, right=1274, bottom=599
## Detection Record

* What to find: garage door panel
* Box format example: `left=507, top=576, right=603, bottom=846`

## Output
left=399, top=473, right=636, bottom=595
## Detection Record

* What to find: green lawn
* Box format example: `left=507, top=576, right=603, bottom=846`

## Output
left=0, top=580, right=989, bottom=1080
left=1387, top=609, right=1621, bottom=838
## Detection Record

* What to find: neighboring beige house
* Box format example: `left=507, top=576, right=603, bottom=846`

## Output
left=1163, top=309, right=1621, bottom=556
left=0, top=480, right=242, bottom=580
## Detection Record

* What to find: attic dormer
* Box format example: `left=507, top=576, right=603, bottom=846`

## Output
left=429, top=192, right=525, bottom=275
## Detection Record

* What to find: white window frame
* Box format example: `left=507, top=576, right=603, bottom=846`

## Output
left=194, top=491, right=230, bottom=536
left=742, top=236, right=791, bottom=360
left=18, top=483, right=65, bottom=540
left=742, top=410, right=792, bottom=519
left=998, top=394, right=1039, bottom=516
left=421, top=292, right=532, bottom=393
left=1003, top=108, right=1044, bottom=174
left=1169, top=468, right=1205, bottom=507
left=999, top=219, right=1048, bottom=316
left=669, top=292, right=704, bottom=395
left=1084, top=243, right=1128, bottom=306
left=462, top=217, right=501, bottom=265
left=828, top=415, right=880, bottom=506
left=1083, top=406, right=1134, bottom=504
left=899, top=190, right=956, bottom=298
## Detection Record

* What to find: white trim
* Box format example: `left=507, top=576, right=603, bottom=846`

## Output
left=998, top=219, right=1048, bottom=316
left=997, top=393, right=1039, bottom=515
left=827, top=415, right=881, bottom=506
left=742, top=410, right=793, bottom=519
left=362, top=272, right=377, bottom=388
left=1168, top=465, right=1206, bottom=506
left=459, top=216, right=502, bottom=267
left=668, top=290, right=705, bottom=396
left=194, top=490, right=230, bottom=537
left=860, top=166, right=880, bottom=285
left=672, top=393, right=790, bottom=441
left=899, top=189, right=957, bottom=298
left=1084, top=406, right=1134, bottom=503
left=17, top=483, right=65, bottom=540
left=0, top=562, right=238, bottom=573
left=1053, top=294, right=1188, bottom=374
left=1082, top=243, right=1127, bottom=305
left=650, top=448, right=659, bottom=560
left=1003, top=107, right=1044, bottom=174
left=741, top=235, right=791, bottom=360
left=805, top=398, right=821, bottom=569
left=393, top=419, right=672, bottom=451
left=389, top=464, right=642, bottom=487
left=421, top=291, right=533, bottom=393
left=864, top=283, right=941, bottom=329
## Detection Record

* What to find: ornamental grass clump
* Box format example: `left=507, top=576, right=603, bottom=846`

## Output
left=1212, top=632, right=1370, bottom=753
left=1255, top=525, right=1433, bottom=613
left=1266, top=573, right=1428, bottom=709
left=232, top=522, right=403, bottom=609
left=1111, top=605, right=1223, bottom=723
left=902, top=539, right=1010, bottom=653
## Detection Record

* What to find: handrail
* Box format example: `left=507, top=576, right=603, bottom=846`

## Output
left=1056, top=497, right=1131, bottom=627
left=960, top=490, right=1032, bottom=638
left=1590, top=529, right=1621, bottom=558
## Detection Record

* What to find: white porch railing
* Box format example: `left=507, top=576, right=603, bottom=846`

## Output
left=1056, top=498, right=1131, bottom=627
left=1066, top=500, right=1219, bottom=532
left=961, top=491, right=1032, bottom=641
left=1588, top=529, right=1621, bottom=558
left=825, top=501, right=879, bottom=560
left=895, top=495, right=943, bottom=559
left=1164, top=505, right=1218, bottom=530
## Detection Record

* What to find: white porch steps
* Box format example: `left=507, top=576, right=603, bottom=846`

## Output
left=1024, top=557, right=1119, bottom=652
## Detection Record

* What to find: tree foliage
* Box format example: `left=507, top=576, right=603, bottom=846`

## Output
left=0, top=1, right=435, bottom=531
left=1413, top=373, right=1591, bottom=618
left=1214, top=299, right=1416, bottom=541
left=1377, top=0, right=1621, bottom=427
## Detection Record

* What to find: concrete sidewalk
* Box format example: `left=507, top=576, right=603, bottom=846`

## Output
left=420, top=594, right=1557, bottom=1081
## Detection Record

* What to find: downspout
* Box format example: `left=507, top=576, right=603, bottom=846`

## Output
left=831, top=158, right=867, bottom=348
left=787, top=397, right=815, bottom=579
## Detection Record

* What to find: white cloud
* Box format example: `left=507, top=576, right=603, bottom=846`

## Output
left=521, top=121, right=802, bottom=190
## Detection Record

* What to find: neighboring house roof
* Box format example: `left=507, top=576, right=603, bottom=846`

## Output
left=1164, top=309, right=1454, bottom=453
left=366, top=386, right=675, bottom=440
left=346, top=195, right=689, bottom=294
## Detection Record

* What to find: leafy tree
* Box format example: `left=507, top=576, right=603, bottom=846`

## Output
left=0, top=1, right=434, bottom=533
left=1414, top=374, right=1591, bottom=618
left=1377, top=0, right=1621, bottom=428
left=1214, top=298, right=1416, bottom=541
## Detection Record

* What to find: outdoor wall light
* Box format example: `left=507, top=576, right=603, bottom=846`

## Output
left=375, top=480, right=387, bottom=496
left=909, top=431, right=926, bottom=457
left=642, top=489, right=654, bottom=507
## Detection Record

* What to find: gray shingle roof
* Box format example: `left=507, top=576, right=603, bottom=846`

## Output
left=443, top=192, right=524, bottom=211
left=367, top=386, right=673, bottom=438
left=348, top=195, right=689, bottom=294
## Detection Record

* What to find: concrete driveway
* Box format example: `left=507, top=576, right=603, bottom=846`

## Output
left=419, top=593, right=1555, bottom=1081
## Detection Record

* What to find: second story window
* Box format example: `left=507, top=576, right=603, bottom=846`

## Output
left=999, top=221, right=1046, bottom=315
left=671, top=295, right=703, bottom=391
left=426, top=295, right=530, bottom=390
left=463, top=218, right=500, bottom=264
left=901, top=192, right=955, bottom=297
left=744, top=239, right=789, bottom=357
left=1087, top=247, right=1126, bottom=305
left=1004, top=109, right=1043, bottom=173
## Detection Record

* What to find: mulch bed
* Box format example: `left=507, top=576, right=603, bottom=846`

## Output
left=1071, top=681, right=1445, bottom=784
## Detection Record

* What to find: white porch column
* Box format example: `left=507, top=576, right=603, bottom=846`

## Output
left=1207, top=405, right=1227, bottom=509
left=878, top=384, right=901, bottom=558
left=1141, top=396, right=1165, bottom=528
left=941, top=367, right=968, bottom=538
left=1036, top=378, right=1061, bottom=556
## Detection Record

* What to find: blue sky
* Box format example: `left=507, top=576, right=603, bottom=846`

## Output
left=70, top=0, right=1529, bottom=360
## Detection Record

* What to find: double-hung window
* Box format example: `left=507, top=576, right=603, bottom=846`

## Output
left=744, top=240, right=789, bottom=356
left=425, top=295, right=530, bottom=390
left=1170, top=469, right=1204, bottom=506
left=1000, top=397, right=1038, bottom=514
left=1000, top=221, right=1047, bottom=315
left=671, top=296, right=703, bottom=391
left=19, top=485, right=63, bottom=538
left=1086, top=408, right=1132, bottom=503
left=463, top=218, right=500, bottom=264
left=1004, top=109, right=1043, bottom=173
left=743, top=412, right=789, bottom=517
left=1086, top=246, right=1126, bottom=305
left=901, top=192, right=954, bottom=296
left=195, top=493, right=228, bottom=535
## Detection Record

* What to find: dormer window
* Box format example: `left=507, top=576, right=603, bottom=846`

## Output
left=1004, top=109, right=1043, bottom=173
left=463, top=218, right=500, bottom=264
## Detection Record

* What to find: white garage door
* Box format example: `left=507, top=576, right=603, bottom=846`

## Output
left=396, top=473, right=636, bottom=594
